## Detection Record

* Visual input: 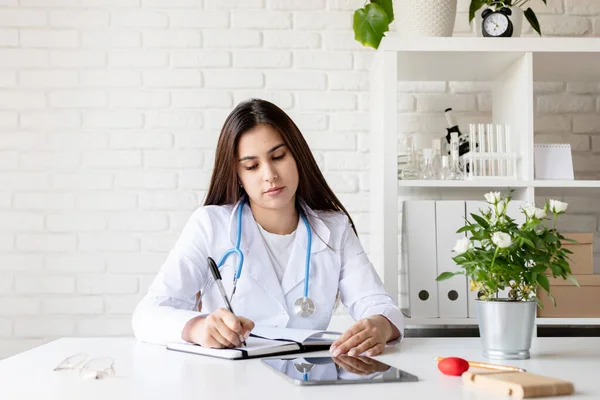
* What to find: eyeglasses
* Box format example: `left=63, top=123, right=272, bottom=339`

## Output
left=54, top=353, right=115, bottom=380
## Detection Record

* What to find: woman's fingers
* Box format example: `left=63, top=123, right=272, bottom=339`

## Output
left=208, top=326, right=234, bottom=348
left=365, top=343, right=385, bottom=357
left=331, top=318, right=389, bottom=357
left=347, top=337, right=377, bottom=357
left=214, top=316, right=242, bottom=347
left=239, top=317, right=255, bottom=338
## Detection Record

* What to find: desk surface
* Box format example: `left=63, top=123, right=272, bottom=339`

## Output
left=0, top=337, right=597, bottom=399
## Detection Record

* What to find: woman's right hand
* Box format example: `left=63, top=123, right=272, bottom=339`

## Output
left=182, top=308, right=254, bottom=348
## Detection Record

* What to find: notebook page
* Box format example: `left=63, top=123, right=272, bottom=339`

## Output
left=252, top=326, right=341, bottom=344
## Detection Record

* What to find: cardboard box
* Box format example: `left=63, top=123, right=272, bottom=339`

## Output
left=537, top=275, right=600, bottom=318
left=558, top=233, right=593, bottom=275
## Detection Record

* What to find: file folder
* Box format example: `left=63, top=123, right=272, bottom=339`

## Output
left=403, top=200, right=438, bottom=317
left=435, top=201, right=468, bottom=318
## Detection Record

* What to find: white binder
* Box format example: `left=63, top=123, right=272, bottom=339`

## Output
left=466, top=200, right=526, bottom=318
left=506, top=200, right=526, bottom=226
left=435, top=201, right=468, bottom=318
left=403, top=200, right=439, bottom=318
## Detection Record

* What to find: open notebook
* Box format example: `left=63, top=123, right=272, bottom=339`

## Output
left=166, top=327, right=341, bottom=360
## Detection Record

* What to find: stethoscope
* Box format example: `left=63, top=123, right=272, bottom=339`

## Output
left=197, top=199, right=316, bottom=318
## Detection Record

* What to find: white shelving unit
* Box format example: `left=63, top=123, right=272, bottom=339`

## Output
left=369, top=36, right=600, bottom=328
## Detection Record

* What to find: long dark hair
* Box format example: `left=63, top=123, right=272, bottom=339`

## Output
left=204, top=98, right=357, bottom=236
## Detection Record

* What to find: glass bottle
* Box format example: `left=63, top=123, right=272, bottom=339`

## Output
left=431, top=138, right=442, bottom=179
left=438, top=155, right=452, bottom=180
left=420, top=148, right=435, bottom=180
left=400, top=135, right=420, bottom=180
left=450, top=150, right=464, bottom=180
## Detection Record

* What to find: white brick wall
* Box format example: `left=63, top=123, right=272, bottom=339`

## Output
left=1, top=0, right=600, bottom=360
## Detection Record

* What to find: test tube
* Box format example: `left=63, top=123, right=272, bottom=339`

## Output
left=469, top=123, right=477, bottom=178
left=478, top=123, right=486, bottom=176
left=496, top=124, right=505, bottom=177
left=505, top=124, right=512, bottom=178
left=487, top=123, right=495, bottom=177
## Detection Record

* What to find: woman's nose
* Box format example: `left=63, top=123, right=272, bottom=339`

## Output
left=263, top=165, right=278, bottom=182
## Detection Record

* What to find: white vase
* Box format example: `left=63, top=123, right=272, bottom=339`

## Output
left=393, top=0, right=457, bottom=37
left=475, top=6, right=523, bottom=37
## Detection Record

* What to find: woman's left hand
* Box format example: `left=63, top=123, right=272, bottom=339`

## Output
left=330, top=315, right=399, bottom=357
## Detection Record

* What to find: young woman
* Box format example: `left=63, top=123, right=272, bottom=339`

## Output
left=132, top=99, right=404, bottom=357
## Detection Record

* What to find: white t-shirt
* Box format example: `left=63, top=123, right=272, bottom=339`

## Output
left=256, top=223, right=296, bottom=283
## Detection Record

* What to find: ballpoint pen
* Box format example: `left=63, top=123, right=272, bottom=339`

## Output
left=207, top=257, right=247, bottom=347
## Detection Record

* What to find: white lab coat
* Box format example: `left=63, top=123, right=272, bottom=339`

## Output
left=132, top=199, right=405, bottom=345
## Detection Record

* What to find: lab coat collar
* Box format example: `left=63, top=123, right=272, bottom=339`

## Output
left=227, top=197, right=331, bottom=254
left=227, top=197, right=332, bottom=300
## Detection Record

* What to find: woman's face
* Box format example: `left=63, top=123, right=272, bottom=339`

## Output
left=236, top=123, right=299, bottom=212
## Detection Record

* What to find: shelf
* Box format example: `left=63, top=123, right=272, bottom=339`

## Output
left=370, top=36, right=600, bottom=319
left=398, top=180, right=529, bottom=188
left=379, top=36, right=600, bottom=82
left=533, top=180, right=600, bottom=188
left=404, top=317, right=600, bottom=326
left=536, top=318, right=600, bottom=326
left=397, top=180, right=600, bottom=189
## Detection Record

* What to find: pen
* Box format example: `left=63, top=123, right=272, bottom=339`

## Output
left=435, top=356, right=526, bottom=373
left=207, top=257, right=246, bottom=347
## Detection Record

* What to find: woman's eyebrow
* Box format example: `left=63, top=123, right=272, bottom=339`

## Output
left=238, top=143, right=286, bottom=162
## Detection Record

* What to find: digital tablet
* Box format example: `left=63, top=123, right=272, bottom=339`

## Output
left=261, top=355, right=419, bottom=386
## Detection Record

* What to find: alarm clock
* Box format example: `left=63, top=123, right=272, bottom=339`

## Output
left=481, top=7, right=514, bottom=37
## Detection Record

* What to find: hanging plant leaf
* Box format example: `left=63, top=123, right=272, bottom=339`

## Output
left=353, top=3, right=390, bottom=49
left=372, top=0, right=394, bottom=24
left=524, top=7, right=541, bottom=36
left=469, top=0, right=488, bottom=23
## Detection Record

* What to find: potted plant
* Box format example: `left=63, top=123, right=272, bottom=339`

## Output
left=436, top=191, right=579, bottom=360
left=353, top=0, right=458, bottom=49
left=470, top=0, right=545, bottom=36
left=353, top=0, right=395, bottom=49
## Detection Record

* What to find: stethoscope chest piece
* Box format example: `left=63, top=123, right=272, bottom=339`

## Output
left=294, top=296, right=315, bottom=318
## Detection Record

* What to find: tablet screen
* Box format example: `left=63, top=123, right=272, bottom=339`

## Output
left=262, top=355, right=418, bottom=386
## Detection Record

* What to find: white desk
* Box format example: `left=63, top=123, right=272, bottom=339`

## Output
left=0, top=337, right=597, bottom=399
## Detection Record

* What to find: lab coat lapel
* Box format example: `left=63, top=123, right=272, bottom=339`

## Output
left=280, top=208, right=330, bottom=297
left=229, top=199, right=287, bottom=312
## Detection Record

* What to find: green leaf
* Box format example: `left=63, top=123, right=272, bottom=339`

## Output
left=530, top=265, right=547, bottom=274
left=457, top=225, right=472, bottom=233
left=567, top=274, right=580, bottom=287
left=436, top=271, right=460, bottom=281
left=471, top=214, right=489, bottom=229
left=372, top=0, right=394, bottom=24
left=469, top=0, right=488, bottom=23
left=546, top=234, right=558, bottom=243
left=538, top=274, right=550, bottom=293
left=524, top=8, right=541, bottom=36
left=353, top=3, right=390, bottom=49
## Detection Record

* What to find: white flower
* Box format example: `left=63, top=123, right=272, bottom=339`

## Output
left=549, top=199, right=568, bottom=214
left=522, top=204, right=547, bottom=219
left=484, top=191, right=501, bottom=204
left=452, top=237, right=471, bottom=254
left=492, top=232, right=512, bottom=248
